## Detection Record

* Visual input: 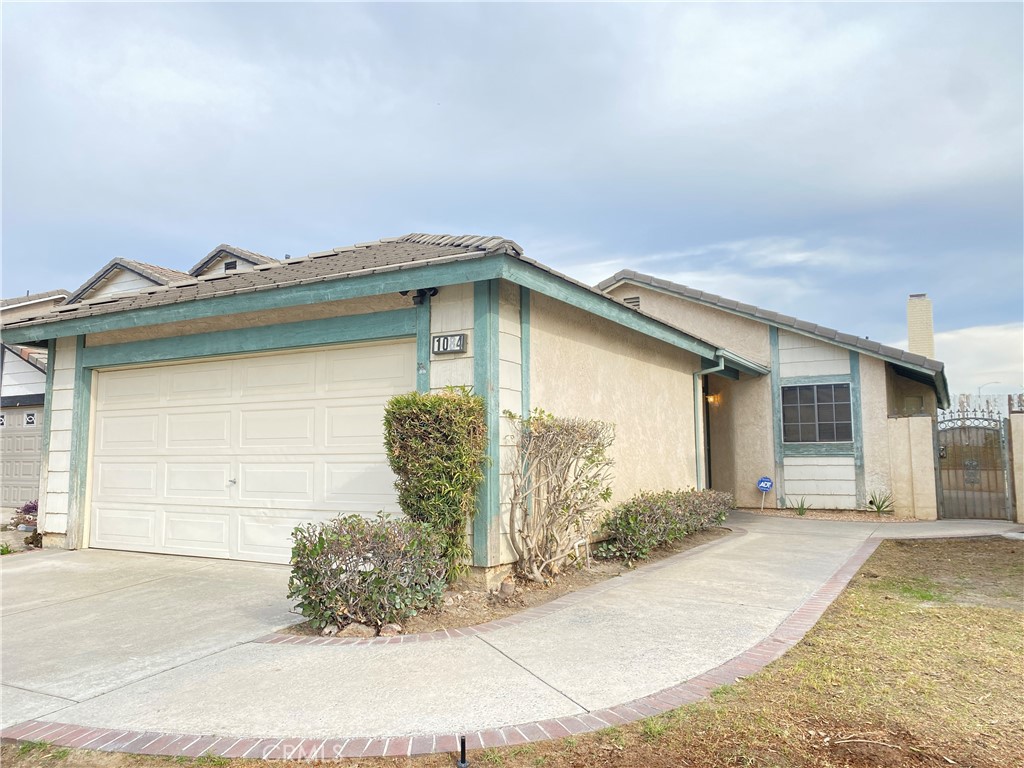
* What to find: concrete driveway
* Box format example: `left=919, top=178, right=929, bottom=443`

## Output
left=2, top=513, right=1021, bottom=759
left=1, top=549, right=296, bottom=728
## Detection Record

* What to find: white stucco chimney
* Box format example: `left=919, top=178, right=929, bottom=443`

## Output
left=907, top=293, right=935, bottom=359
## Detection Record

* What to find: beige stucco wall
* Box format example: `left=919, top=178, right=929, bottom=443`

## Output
left=86, top=294, right=411, bottom=347
left=529, top=292, right=699, bottom=506
left=886, top=415, right=938, bottom=520
left=1010, top=413, right=1024, bottom=524
left=605, top=283, right=770, bottom=367
left=605, top=283, right=777, bottom=506
left=860, top=355, right=894, bottom=503
left=886, top=365, right=938, bottom=416
left=706, top=374, right=777, bottom=507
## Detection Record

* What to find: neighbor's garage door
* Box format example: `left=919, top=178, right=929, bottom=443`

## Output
left=1, top=406, right=43, bottom=510
left=89, top=340, right=416, bottom=563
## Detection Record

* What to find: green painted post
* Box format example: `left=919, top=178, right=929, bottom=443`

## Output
left=472, top=280, right=501, bottom=567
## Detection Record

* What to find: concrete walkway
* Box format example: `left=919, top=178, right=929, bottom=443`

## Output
left=2, top=513, right=1021, bottom=759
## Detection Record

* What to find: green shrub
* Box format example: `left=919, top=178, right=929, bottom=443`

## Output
left=598, top=488, right=733, bottom=565
left=383, top=388, right=487, bottom=581
left=288, top=514, right=447, bottom=630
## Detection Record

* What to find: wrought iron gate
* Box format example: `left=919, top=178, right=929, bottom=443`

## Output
left=936, top=409, right=1013, bottom=520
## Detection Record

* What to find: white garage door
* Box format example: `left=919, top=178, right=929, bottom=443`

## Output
left=89, top=340, right=416, bottom=563
left=1, top=407, right=43, bottom=510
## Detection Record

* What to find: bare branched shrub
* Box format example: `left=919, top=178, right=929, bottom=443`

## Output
left=505, top=410, right=615, bottom=584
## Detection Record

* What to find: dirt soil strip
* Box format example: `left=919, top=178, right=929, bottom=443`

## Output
left=0, top=536, right=883, bottom=759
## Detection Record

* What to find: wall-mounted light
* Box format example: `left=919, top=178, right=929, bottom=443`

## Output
left=399, top=287, right=439, bottom=305
left=705, top=393, right=722, bottom=407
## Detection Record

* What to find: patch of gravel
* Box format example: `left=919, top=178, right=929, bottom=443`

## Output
left=737, top=507, right=920, bottom=523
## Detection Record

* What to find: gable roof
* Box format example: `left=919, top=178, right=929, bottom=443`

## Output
left=599, top=269, right=950, bottom=408
left=1, top=234, right=771, bottom=377
left=188, top=244, right=278, bottom=276
left=16, top=234, right=523, bottom=326
left=67, top=258, right=191, bottom=304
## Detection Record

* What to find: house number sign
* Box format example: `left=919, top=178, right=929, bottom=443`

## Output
left=431, top=333, right=468, bottom=355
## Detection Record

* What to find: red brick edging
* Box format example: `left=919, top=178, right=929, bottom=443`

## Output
left=0, top=534, right=882, bottom=760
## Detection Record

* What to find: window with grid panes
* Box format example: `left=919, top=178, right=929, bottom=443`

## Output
left=781, top=383, right=852, bottom=443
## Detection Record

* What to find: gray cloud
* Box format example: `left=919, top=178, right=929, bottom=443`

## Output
left=2, top=2, right=1020, bottom=397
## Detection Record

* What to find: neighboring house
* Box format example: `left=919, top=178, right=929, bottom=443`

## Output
left=1, top=234, right=766, bottom=571
left=598, top=270, right=949, bottom=517
left=188, top=244, right=278, bottom=277
left=1, top=291, right=69, bottom=511
left=66, top=258, right=191, bottom=304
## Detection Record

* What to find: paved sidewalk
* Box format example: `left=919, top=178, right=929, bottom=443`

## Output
left=2, top=512, right=1020, bottom=759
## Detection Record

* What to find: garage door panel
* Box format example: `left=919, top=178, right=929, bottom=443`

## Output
left=241, top=356, right=317, bottom=397
left=325, top=463, right=401, bottom=512
left=325, top=347, right=415, bottom=395
left=237, top=512, right=308, bottom=563
left=95, top=369, right=163, bottom=406
left=164, top=510, right=229, bottom=553
left=96, top=414, right=160, bottom=450
left=169, top=365, right=233, bottom=399
left=239, top=463, right=315, bottom=500
left=239, top=408, right=316, bottom=447
left=166, top=411, right=232, bottom=447
left=324, top=405, right=386, bottom=449
left=92, top=504, right=157, bottom=546
left=165, top=463, right=232, bottom=499
left=91, top=339, right=415, bottom=563
left=96, top=462, right=159, bottom=497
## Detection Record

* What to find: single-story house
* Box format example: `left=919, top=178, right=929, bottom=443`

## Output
left=0, top=234, right=949, bottom=574
left=2, top=234, right=769, bottom=570
left=1, top=290, right=70, bottom=511
left=598, top=270, right=950, bottom=515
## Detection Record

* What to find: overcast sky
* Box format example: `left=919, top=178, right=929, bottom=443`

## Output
left=2, top=2, right=1021, bottom=398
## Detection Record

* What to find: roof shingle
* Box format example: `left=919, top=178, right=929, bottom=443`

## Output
left=597, top=269, right=946, bottom=374
left=5, top=234, right=524, bottom=329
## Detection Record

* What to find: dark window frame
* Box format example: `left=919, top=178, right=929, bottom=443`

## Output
left=781, top=383, right=853, bottom=443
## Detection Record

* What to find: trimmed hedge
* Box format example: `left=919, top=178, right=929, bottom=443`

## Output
left=597, top=489, right=734, bottom=565
left=289, top=514, right=447, bottom=630
left=383, top=388, right=487, bottom=581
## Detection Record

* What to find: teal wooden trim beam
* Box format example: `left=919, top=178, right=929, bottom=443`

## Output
left=473, top=280, right=501, bottom=568
left=499, top=257, right=719, bottom=361
left=769, top=327, right=785, bottom=504
left=779, top=374, right=853, bottom=386
left=2, top=257, right=505, bottom=344
left=520, top=286, right=531, bottom=415
left=80, top=308, right=417, bottom=369
left=850, top=351, right=866, bottom=506
left=781, top=443, right=856, bottom=457
left=68, top=336, right=91, bottom=549
left=416, top=299, right=431, bottom=393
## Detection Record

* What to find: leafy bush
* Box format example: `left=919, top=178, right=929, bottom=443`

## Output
left=506, top=410, right=615, bottom=583
left=383, top=388, right=487, bottom=581
left=17, top=499, right=38, bottom=516
left=598, top=488, right=734, bottom=565
left=288, top=514, right=447, bottom=630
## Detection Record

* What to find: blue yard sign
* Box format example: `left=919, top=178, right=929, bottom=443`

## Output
left=757, top=476, right=774, bottom=511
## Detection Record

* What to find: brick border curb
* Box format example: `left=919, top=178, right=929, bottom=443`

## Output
left=0, top=535, right=882, bottom=760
